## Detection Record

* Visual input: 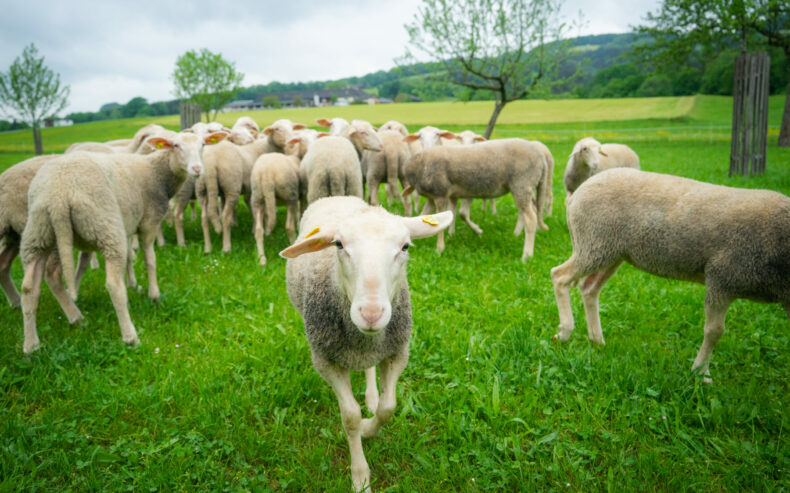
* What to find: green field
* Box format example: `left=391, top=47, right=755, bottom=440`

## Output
left=1, top=95, right=789, bottom=491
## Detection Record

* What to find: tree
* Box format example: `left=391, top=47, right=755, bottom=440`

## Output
left=0, top=43, right=69, bottom=154
left=262, top=95, right=282, bottom=109
left=633, top=0, right=790, bottom=146
left=293, top=95, right=305, bottom=107
left=172, top=49, right=244, bottom=123
left=404, top=0, right=579, bottom=138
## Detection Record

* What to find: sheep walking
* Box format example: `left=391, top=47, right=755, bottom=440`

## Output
left=19, top=131, right=224, bottom=353
left=403, top=138, right=549, bottom=261
left=564, top=137, right=639, bottom=197
left=281, top=196, right=452, bottom=492
left=362, top=130, right=412, bottom=214
left=551, top=168, right=790, bottom=380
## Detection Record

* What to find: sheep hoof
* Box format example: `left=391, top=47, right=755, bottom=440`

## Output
left=69, top=314, right=85, bottom=326
left=259, top=256, right=267, bottom=266
left=702, top=376, right=713, bottom=384
left=124, top=336, right=140, bottom=347
left=361, top=418, right=379, bottom=438
left=23, top=340, right=41, bottom=354
left=539, top=223, right=549, bottom=231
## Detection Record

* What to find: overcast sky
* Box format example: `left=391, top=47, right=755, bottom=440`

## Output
left=0, top=0, right=660, bottom=116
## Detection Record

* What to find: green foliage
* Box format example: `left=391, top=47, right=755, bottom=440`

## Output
left=637, top=74, right=673, bottom=97
left=394, top=93, right=411, bottom=103
left=261, top=95, right=281, bottom=109
left=0, top=96, right=789, bottom=491
left=172, top=48, right=244, bottom=122
left=0, top=43, right=69, bottom=154
left=292, top=95, right=305, bottom=107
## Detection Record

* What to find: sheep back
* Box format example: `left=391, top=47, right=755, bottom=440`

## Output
left=301, top=137, right=363, bottom=203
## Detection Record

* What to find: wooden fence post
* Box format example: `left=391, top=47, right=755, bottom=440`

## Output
left=730, top=52, right=770, bottom=176
left=179, top=101, right=202, bottom=130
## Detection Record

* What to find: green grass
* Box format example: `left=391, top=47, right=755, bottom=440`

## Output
left=1, top=95, right=789, bottom=491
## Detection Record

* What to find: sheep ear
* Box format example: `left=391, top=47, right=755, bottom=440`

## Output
left=401, top=211, right=453, bottom=239
left=316, top=118, right=331, bottom=127
left=204, top=132, right=227, bottom=145
left=403, top=134, right=420, bottom=143
left=598, top=149, right=608, bottom=157
left=475, top=136, right=486, bottom=142
left=146, top=137, right=172, bottom=149
left=263, top=126, right=274, bottom=135
left=292, top=123, right=306, bottom=130
left=440, top=131, right=457, bottom=140
left=279, top=226, right=338, bottom=258
left=286, top=137, right=301, bottom=146
left=401, top=185, right=414, bottom=197
left=317, top=132, right=331, bottom=139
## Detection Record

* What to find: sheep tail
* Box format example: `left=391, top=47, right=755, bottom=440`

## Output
left=534, top=155, right=549, bottom=224
left=51, top=206, right=77, bottom=300
left=543, top=149, right=554, bottom=217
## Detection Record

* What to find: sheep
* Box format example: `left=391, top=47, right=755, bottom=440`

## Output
left=403, top=126, right=456, bottom=151
left=316, top=117, right=351, bottom=137
left=249, top=140, right=303, bottom=265
left=195, top=119, right=304, bottom=253
left=550, top=168, right=790, bottom=381
left=0, top=155, right=89, bottom=317
left=280, top=195, right=453, bottom=492
left=564, top=137, right=639, bottom=197
left=227, top=116, right=260, bottom=145
left=380, top=120, right=422, bottom=161
left=65, top=124, right=168, bottom=154
left=19, top=131, right=225, bottom=354
left=361, top=130, right=413, bottom=214
left=301, top=124, right=381, bottom=205
left=186, top=121, right=231, bottom=137
left=403, top=138, right=549, bottom=262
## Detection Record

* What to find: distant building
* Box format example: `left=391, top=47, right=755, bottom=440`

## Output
left=256, top=88, right=375, bottom=108
left=223, top=99, right=262, bottom=112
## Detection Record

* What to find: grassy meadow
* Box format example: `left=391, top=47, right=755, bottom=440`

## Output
left=1, top=95, right=789, bottom=491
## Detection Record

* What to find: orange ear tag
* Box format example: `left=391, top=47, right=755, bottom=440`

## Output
left=422, top=215, right=439, bottom=226
left=305, top=226, right=321, bottom=238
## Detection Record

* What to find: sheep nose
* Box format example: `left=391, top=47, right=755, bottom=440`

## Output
left=191, top=165, right=202, bottom=176
left=360, top=304, right=385, bottom=327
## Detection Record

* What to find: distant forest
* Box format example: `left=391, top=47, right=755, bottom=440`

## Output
left=63, top=33, right=789, bottom=125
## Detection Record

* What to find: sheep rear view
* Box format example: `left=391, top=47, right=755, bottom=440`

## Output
left=281, top=196, right=452, bottom=492
left=551, top=168, right=790, bottom=381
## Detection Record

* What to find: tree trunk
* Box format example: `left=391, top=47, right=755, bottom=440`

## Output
left=483, top=100, right=506, bottom=140
left=779, top=77, right=790, bottom=147
left=32, top=123, right=43, bottom=155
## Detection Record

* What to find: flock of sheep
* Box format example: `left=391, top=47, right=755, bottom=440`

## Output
left=1, top=114, right=789, bottom=491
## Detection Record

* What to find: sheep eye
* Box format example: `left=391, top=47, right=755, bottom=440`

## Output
left=401, top=243, right=409, bottom=252
left=335, top=241, right=343, bottom=250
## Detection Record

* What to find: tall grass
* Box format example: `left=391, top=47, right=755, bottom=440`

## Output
left=0, top=95, right=788, bottom=491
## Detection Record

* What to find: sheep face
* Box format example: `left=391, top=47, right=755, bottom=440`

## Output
left=348, top=125, right=382, bottom=152
left=228, top=127, right=256, bottom=145
left=380, top=120, right=409, bottom=136
left=280, top=209, right=454, bottom=333
left=263, top=119, right=299, bottom=149
left=403, top=126, right=457, bottom=150
left=573, top=138, right=606, bottom=170
left=147, top=131, right=227, bottom=178
left=458, top=130, right=486, bottom=145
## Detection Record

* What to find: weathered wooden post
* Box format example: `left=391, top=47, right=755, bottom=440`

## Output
left=729, top=52, right=770, bottom=176
left=179, top=101, right=202, bottom=130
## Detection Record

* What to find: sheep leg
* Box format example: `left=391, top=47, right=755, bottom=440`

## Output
left=130, top=234, right=139, bottom=252
left=419, top=198, right=435, bottom=216
left=285, top=203, right=297, bottom=244
left=691, top=292, right=732, bottom=382
left=253, top=204, right=266, bottom=266
left=515, top=196, right=538, bottom=262
left=21, top=255, right=46, bottom=354
left=448, top=199, right=459, bottom=235
left=362, top=349, right=408, bottom=439
left=174, top=196, right=188, bottom=247
left=0, top=242, right=21, bottom=308
left=105, top=255, right=139, bottom=347
left=44, top=255, right=83, bottom=325
left=364, top=367, right=379, bottom=414
left=459, top=199, right=483, bottom=235
left=433, top=197, right=451, bottom=254
left=126, top=240, right=137, bottom=289
left=367, top=178, right=381, bottom=206
left=221, top=195, right=240, bottom=253
left=579, top=261, right=623, bottom=345
left=199, top=194, right=213, bottom=254
left=139, top=230, right=160, bottom=301
left=489, top=198, right=497, bottom=215
left=74, top=251, right=94, bottom=297
left=312, top=353, right=371, bottom=492
left=551, top=255, right=581, bottom=342
left=89, top=252, right=99, bottom=269
left=189, top=200, right=197, bottom=221
left=155, top=224, right=165, bottom=247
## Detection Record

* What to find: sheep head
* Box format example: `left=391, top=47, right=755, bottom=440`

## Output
left=147, top=131, right=226, bottom=178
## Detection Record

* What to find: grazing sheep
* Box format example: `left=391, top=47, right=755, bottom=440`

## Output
left=0, top=155, right=88, bottom=317
left=362, top=130, right=413, bottom=214
left=550, top=168, right=790, bottom=381
left=403, top=138, right=549, bottom=261
left=250, top=141, right=303, bottom=265
left=19, top=131, right=225, bottom=354
left=316, top=117, right=351, bottom=137
left=564, top=137, right=639, bottom=197
left=301, top=126, right=381, bottom=205
left=281, top=195, right=453, bottom=492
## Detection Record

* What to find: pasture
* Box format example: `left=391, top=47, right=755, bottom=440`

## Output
left=1, top=95, right=789, bottom=491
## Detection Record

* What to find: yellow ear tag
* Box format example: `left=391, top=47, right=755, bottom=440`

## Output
left=422, top=215, right=439, bottom=226
left=210, top=137, right=217, bottom=144
left=305, top=226, right=321, bottom=238
left=156, top=142, right=164, bottom=149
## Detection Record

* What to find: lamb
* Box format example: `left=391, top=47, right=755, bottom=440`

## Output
left=403, top=138, right=549, bottom=261
left=380, top=120, right=422, bottom=159
left=249, top=140, right=303, bottom=265
left=281, top=196, right=453, bottom=492
left=564, top=137, right=639, bottom=197
left=301, top=124, right=381, bottom=205
left=19, top=131, right=225, bottom=353
left=550, top=168, right=790, bottom=381
left=227, top=116, right=260, bottom=145
left=362, top=129, right=413, bottom=214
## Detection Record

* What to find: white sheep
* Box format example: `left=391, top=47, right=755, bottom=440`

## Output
left=550, top=168, right=790, bottom=381
left=65, top=124, right=168, bottom=155
left=316, top=117, right=351, bottom=137
left=403, top=138, right=549, bottom=261
left=19, top=131, right=225, bottom=353
left=564, top=137, right=639, bottom=197
left=281, top=195, right=453, bottom=492
left=227, top=116, right=260, bottom=145
left=249, top=140, right=303, bottom=265
left=362, top=130, right=412, bottom=214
